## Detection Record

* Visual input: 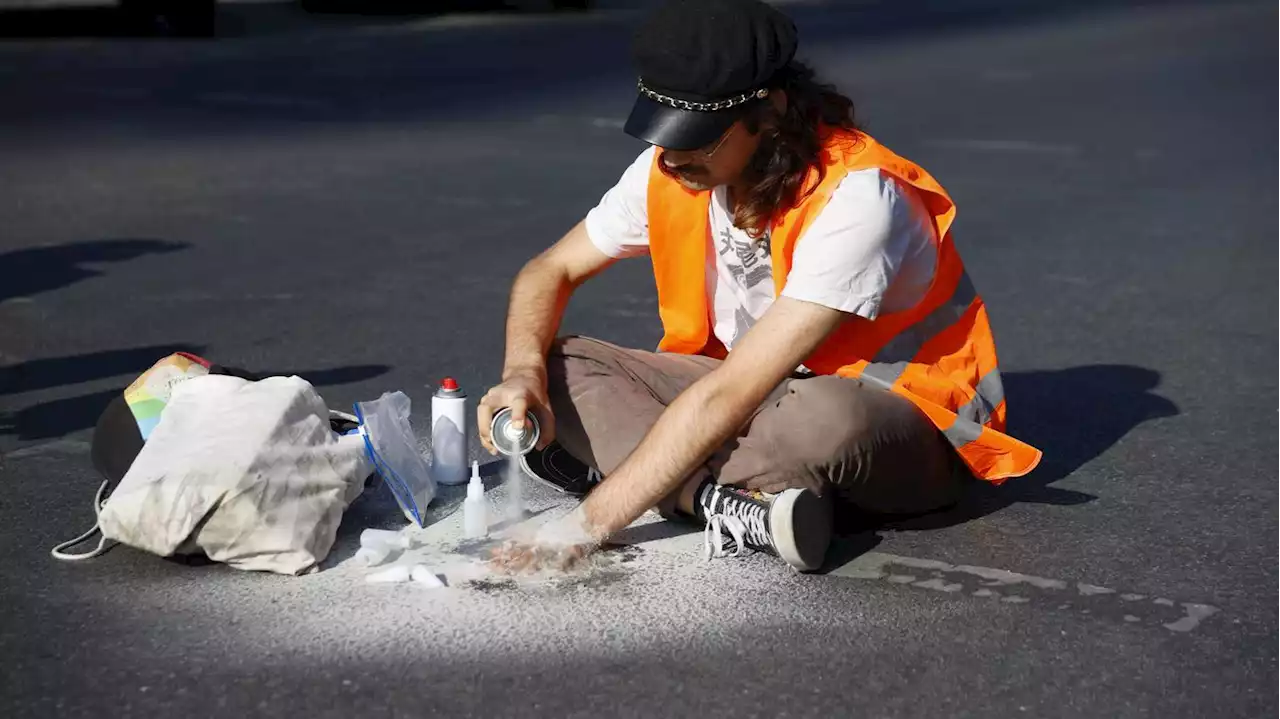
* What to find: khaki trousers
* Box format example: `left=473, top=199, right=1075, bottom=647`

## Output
left=546, top=336, right=971, bottom=516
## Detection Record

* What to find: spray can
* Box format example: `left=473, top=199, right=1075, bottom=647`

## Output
left=431, top=377, right=469, bottom=486
left=489, top=407, right=540, bottom=457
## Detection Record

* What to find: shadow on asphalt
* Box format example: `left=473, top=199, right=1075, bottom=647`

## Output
left=0, top=0, right=565, bottom=40
left=0, top=6, right=137, bottom=38
left=0, top=349, right=392, bottom=441
left=817, top=531, right=883, bottom=574
left=0, top=0, right=1212, bottom=41
left=0, top=239, right=186, bottom=303
left=0, top=344, right=206, bottom=395
left=610, top=518, right=700, bottom=546
left=0, top=387, right=130, bottom=443
left=871, top=365, right=1180, bottom=532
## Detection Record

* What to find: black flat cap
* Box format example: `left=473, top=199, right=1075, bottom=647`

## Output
left=625, top=0, right=798, bottom=151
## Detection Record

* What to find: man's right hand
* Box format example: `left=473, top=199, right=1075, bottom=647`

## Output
left=477, top=369, right=556, bottom=454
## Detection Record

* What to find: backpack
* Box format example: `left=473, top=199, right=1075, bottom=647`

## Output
left=52, top=352, right=374, bottom=576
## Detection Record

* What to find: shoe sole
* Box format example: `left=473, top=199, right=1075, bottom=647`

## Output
left=517, top=449, right=596, bottom=497
left=769, top=488, right=833, bottom=572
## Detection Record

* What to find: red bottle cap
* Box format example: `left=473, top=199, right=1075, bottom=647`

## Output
left=440, top=377, right=459, bottom=391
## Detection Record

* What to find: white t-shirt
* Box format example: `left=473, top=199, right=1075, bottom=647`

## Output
left=585, top=146, right=938, bottom=351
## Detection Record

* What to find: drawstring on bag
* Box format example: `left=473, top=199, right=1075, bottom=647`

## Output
left=50, top=480, right=117, bottom=561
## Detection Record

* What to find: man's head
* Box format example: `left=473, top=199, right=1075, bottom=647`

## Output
left=624, top=0, right=859, bottom=235
left=624, top=0, right=797, bottom=191
left=648, top=92, right=787, bottom=192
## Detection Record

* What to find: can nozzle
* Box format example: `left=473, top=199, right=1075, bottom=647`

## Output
left=490, top=408, right=540, bottom=457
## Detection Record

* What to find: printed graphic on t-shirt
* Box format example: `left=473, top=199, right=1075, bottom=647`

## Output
left=717, top=226, right=773, bottom=290
left=731, top=305, right=758, bottom=345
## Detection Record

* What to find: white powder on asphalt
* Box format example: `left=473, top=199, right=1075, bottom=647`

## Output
left=72, top=473, right=957, bottom=684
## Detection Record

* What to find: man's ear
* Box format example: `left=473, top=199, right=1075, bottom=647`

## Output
left=751, top=89, right=788, bottom=135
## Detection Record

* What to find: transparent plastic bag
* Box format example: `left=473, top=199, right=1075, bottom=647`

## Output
left=354, top=391, right=437, bottom=526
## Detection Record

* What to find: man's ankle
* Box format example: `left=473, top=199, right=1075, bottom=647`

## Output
left=683, top=478, right=716, bottom=520
left=658, top=477, right=715, bottom=523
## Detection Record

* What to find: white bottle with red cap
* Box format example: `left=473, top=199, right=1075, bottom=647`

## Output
left=430, top=377, right=469, bottom=486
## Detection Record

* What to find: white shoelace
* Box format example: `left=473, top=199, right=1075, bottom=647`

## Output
left=702, top=487, right=771, bottom=561
left=50, top=480, right=118, bottom=561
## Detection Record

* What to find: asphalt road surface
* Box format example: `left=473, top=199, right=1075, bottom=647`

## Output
left=1, top=1, right=1275, bottom=717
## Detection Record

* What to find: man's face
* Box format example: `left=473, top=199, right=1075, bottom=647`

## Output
left=657, top=120, right=761, bottom=191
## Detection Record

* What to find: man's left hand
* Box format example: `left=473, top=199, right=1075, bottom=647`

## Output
left=487, top=540, right=592, bottom=575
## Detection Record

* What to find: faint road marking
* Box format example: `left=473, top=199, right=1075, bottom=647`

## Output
left=925, top=139, right=1082, bottom=156
left=830, top=551, right=1220, bottom=634
left=139, top=292, right=296, bottom=303
left=535, top=115, right=626, bottom=130
left=193, top=92, right=328, bottom=110
left=5, top=439, right=92, bottom=459
left=68, top=86, right=152, bottom=100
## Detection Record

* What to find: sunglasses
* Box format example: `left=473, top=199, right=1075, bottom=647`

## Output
left=694, top=122, right=739, bottom=159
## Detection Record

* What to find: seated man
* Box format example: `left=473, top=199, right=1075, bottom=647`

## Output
left=479, top=0, right=1041, bottom=573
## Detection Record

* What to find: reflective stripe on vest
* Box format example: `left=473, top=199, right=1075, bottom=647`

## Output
left=860, top=271, right=978, bottom=389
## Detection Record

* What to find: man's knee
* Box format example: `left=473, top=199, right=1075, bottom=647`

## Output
left=770, top=376, right=877, bottom=464
left=769, top=375, right=965, bottom=513
left=547, top=335, right=634, bottom=406
left=548, top=335, right=595, bottom=361
left=545, top=335, right=593, bottom=381
left=548, top=336, right=626, bottom=373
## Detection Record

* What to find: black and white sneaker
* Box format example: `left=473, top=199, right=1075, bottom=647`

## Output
left=699, top=484, right=833, bottom=572
left=518, top=441, right=603, bottom=497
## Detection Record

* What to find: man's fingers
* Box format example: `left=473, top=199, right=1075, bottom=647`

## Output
left=488, top=543, right=519, bottom=574
left=509, top=395, right=529, bottom=432
left=487, top=541, right=588, bottom=576
left=476, top=395, right=496, bottom=454
left=534, top=403, right=556, bottom=449
left=554, top=551, right=576, bottom=573
left=509, top=548, right=535, bottom=574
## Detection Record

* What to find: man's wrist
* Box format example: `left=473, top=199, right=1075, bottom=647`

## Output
left=535, top=504, right=604, bottom=547
left=501, top=360, right=547, bottom=383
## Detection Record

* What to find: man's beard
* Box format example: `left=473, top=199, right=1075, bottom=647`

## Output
left=658, top=154, right=713, bottom=191
left=675, top=176, right=714, bottom=191
left=657, top=137, right=776, bottom=193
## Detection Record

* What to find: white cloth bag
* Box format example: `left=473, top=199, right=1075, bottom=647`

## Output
left=97, top=374, right=372, bottom=575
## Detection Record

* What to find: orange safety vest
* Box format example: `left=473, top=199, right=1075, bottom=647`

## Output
left=645, top=129, right=1042, bottom=482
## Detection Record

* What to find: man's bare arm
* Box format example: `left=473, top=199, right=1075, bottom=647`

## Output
left=500, top=220, right=612, bottom=380
left=478, top=220, right=616, bottom=452
left=575, top=296, right=848, bottom=539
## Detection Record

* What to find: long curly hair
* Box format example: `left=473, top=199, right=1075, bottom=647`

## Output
left=734, top=62, right=861, bottom=238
